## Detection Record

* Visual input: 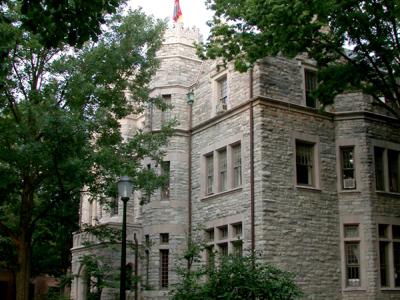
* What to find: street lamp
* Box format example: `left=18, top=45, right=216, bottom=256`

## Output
left=118, top=176, right=133, bottom=300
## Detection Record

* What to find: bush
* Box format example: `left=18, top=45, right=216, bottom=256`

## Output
left=172, top=253, right=302, bottom=300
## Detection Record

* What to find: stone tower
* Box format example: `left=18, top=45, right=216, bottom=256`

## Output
left=139, top=23, right=203, bottom=298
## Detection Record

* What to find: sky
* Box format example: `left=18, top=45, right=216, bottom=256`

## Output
left=127, top=0, right=214, bottom=38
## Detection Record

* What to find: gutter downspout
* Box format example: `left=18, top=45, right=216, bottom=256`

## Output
left=249, top=68, right=255, bottom=252
left=188, top=103, right=193, bottom=236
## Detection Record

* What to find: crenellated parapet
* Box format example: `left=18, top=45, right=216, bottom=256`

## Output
left=163, top=22, right=202, bottom=45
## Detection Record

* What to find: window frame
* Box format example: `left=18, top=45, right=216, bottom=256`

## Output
left=201, top=139, right=243, bottom=198
left=294, top=137, right=319, bottom=189
left=302, top=66, right=318, bottom=108
left=340, top=146, right=356, bottom=190
left=373, top=142, right=400, bottom=194
left=340, top=219, right=365, bottom=291
left=378, top=223, right=400, bottom=289
left=159, top=249, right=169, bottom=289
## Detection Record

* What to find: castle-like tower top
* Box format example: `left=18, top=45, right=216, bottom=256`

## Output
left=164, top=22, right=203, bottom=45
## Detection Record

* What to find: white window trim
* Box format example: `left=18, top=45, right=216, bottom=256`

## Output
left=340, top=216, right=367, bottom=291
left=336, top=139, right=362, bottom=192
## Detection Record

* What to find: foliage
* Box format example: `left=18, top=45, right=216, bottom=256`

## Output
left=1, top=0, right=125, bottom=48
left=0, top=3, right=169, bottom=300
left=79, top=255, right=112, bottom=300
left=172, top=237, right=302, bottom=300
left=201, top=0, right=400, bottom=109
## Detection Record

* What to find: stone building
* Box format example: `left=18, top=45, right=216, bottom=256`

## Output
left=71, top=23, right=400, bottom=300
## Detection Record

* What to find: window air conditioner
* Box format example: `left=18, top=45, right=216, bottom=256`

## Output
left=343, top=178, right=356, bottom=189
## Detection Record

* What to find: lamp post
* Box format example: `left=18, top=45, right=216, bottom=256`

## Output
left=118, top=176, right=133, bottom=300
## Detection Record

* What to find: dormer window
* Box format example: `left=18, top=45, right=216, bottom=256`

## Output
left=304, top=69, right=317, bottom=108
left=216, top=75, right=228, bottom=113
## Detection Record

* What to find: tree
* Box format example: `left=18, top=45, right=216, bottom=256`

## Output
left=0, top=4, right=169, bottom=300
left=172, top=238, right=302, bottom=300
left=201, top=0, right=400, bottom=111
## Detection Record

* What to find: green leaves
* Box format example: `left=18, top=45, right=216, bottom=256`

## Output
left=0, top=4, right=169, bottom=294
left=202, top=0, right=400, bottom=109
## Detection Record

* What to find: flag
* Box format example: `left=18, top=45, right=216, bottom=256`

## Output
left=173, top=0, right=183, bottom=22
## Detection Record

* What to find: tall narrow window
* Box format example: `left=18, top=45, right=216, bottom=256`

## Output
left=218, top=76, right=228, bottom=105
left=218, top=149, right=227, bottom=192
left=232, top=144, right=242, bottom=188
left=375, top=147, right=385, bottom=191
left=344, top=224, right=361, bottom=287
left=161, top=161, right=170, bottom=200
left=379, top=224, right=400, bottom=288
left=160, top=250, right=169, bottom=288
left=161, top=95, right=171, bottom=125
left=206, top=154, right=214, bottom=195
left=341, top=147, right=356, bottom=189
left=296, top=141, right=315, bottom=186
left=388, top=150, right=399, bottom=192
left=304, top=69, right=317, bottom=108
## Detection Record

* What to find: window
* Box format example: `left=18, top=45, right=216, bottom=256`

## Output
left=232, top=144, right=242, bottom=188
left=206, top=154, right=214, bottom=195
left=203, top=142, right=242, bottom=196
left=232, top=240, right=243, bottom=257
left=160, top=250, right=169, bottom=288
left=374, top=146, right=400, bottom=193
left=161, top=94, right=171, bottom=125
left=296, top=141, right=315, bottom=186
left=375, top=147, right=385, bottom=191
left=218, top=149, right=227, bottom=192
left=379, top=224, right=400, bottom=288
left=304, top=69, right=317, bottom=108
left=160, top=233, right=169, bottom=244
left=344, top=224, right=361, bottom=287
left=218, top=243, right=228, bottom=257
left=219, top=226, right=228, bottom=240
left=341, top=147, right=356, bottom=189
left=232, top=223, right=242, bottom=238
left=388, top=150, right=399, bottom=192
left=205, top=229, right=214, bottom=242
left=217, top=76, right=227, bottom=108
left=205, top=221, right=243, bottom=260
left=161, top=161, right=170, bottom=199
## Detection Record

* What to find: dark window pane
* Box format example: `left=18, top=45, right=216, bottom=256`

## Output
left=388, top=150, right=399, bottom=192
left=296, top=141, right=314, bottom=185
left=375, top=147, right=385, bottom=190
left=305, top=69, right=317, bottom=108
left=380, top=241, right=390, bottom=287
left=394, top=242, right=400, bottom=287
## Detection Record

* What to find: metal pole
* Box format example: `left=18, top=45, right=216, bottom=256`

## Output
left=134, top=233, right=138, bottom=300
left=120, top=197, right=128, bottom=300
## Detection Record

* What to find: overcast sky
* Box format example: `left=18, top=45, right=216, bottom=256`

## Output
left=127, top=0, right=214, bottom=38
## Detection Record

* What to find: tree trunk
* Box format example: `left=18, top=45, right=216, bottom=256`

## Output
left=16, top=235, right=31, bottom=300
left=16, top=182, right=34, bottom=300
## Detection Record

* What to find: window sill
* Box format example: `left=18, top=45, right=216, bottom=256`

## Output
left=339, top=189, right=361, bottom=194
left=380, top=288, right=400, bottom=291
left=376, top=191, right=400, bottom=198
left=342, top=287, right=366, bottom=292
left=202, top=187, right=242, bottom=201
left=295, top=185, right=321, bottom=192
